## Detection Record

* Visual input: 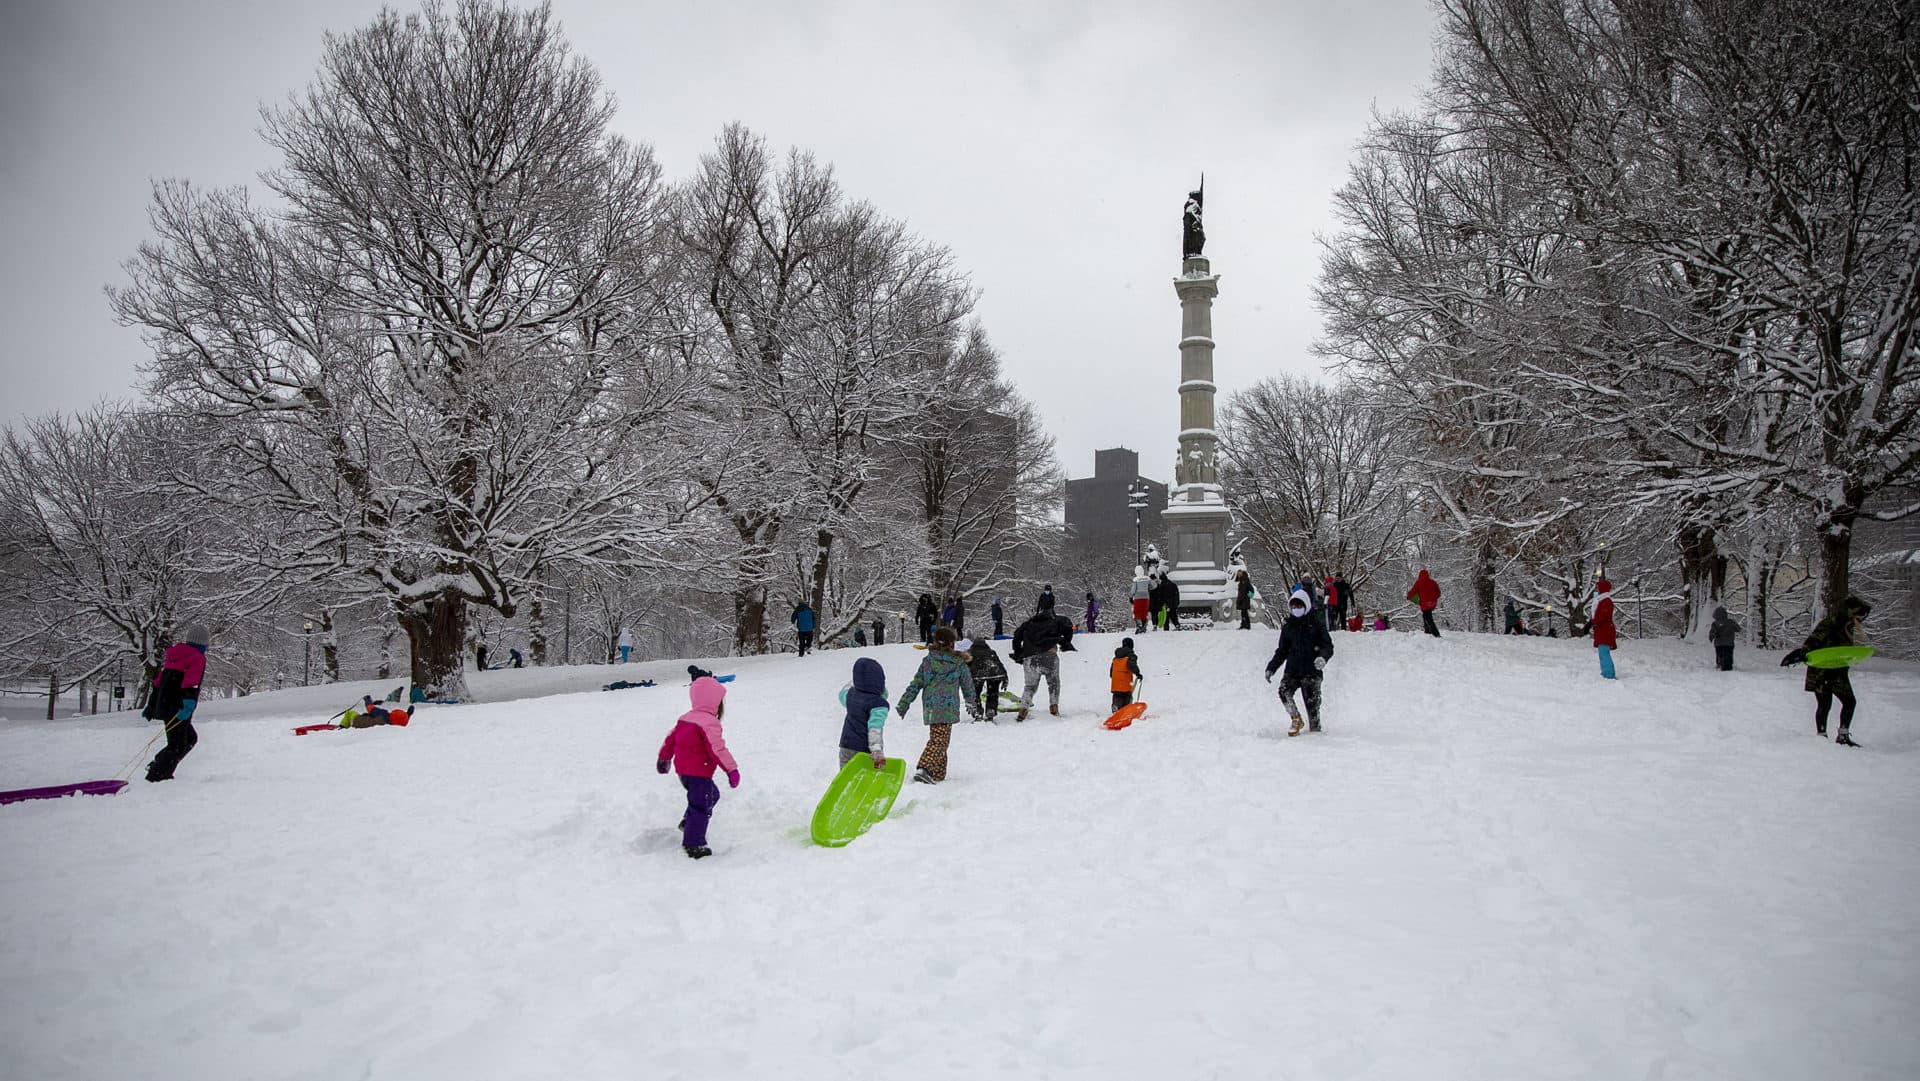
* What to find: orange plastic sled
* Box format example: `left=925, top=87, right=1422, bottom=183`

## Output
left=1103, top=702, right=1147, bottom=730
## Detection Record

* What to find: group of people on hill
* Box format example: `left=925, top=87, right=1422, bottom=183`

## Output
left=127, top=568, right=1882, bottom=868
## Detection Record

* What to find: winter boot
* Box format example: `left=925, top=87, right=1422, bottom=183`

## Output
left=1308, top=721, right=1322, bottom=733
left=1049, top=703, right=1059, bottom=717
left=913, top=769, right=938, bottom=785
left=1287, top=716, right=1304, bottom=737
left=1016, top=707, right=1029, bottom=722
left=1835, top=730, right=1859, bottom=747
left=684, top=845, right=712, bottom=859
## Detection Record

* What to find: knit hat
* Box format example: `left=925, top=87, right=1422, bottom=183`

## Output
left=181, top=623, right=211, bottom=647
left=1121, top=637, right=1134, bottom=651
left=1596, top=579, right=1612, bottom=593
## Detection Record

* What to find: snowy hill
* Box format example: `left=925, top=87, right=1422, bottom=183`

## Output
left=3, top=629, right=1917, bottom=1080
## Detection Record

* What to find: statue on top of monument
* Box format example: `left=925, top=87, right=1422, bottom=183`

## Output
left=1182, top=179, right=1205, bottom=258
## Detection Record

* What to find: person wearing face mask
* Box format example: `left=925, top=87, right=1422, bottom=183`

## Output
left=1263, top=589, right=1335, bottom=736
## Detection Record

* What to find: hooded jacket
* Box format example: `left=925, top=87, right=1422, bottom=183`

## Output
left=1797, top=596, right=1872, bottom=693
left=658, top=677, right=739, bottom=778
left=1708, top=607, right=1741, bottom=647
left=966, top=637, right=1008, bottom=684
left=1011, top=611, right=1067, bottom=662
left=1591, top=582, right=1617, bottom=649
left=1407, top=570, right=1440, bottom=611
left=1265, top=589, right=1334, bottom=681
left=792, top=605, right=816, bottom=633
left=897, top=649, right=977, bottom=726
left=143, top=641, right=208, bottom=722
left=839, top=657, right=889, bottom=755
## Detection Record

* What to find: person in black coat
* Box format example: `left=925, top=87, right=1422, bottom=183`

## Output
left=1263, top=588, right=1335, bottom=736
left=1235, top=570, right=1256, bottom=630
left=871, top=616, right=886, bottom=646
left=1010, top=609, right=1074, bottom=719
left=1037, top=583, right=1056, bottom=614
left=915, top=593, right=939, bottom=644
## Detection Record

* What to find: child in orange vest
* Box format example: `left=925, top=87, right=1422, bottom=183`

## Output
left=1110, top=637, right=1143, bottom=713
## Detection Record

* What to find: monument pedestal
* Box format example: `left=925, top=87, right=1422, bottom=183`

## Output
left=1162, top=493, right=1233, bottom=614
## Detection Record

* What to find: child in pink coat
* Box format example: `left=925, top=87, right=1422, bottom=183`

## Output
left=656, top=676, right=740, bottom=859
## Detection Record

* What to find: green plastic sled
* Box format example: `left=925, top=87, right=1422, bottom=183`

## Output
left=811, top=752, right=907, bottom=848
left=1805, top=645, right=1875, bottom=669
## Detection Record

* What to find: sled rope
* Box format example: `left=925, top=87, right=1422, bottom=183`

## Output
left=113, top=715, right=185, bottom=782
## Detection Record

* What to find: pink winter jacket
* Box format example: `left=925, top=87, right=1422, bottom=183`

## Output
left=657, top=677, right=739, bottom=778
left=155, top=642, right=207, bottom=693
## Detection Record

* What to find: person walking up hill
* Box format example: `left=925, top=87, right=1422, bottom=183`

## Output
left=1407, top=570, right=1442, bottom=638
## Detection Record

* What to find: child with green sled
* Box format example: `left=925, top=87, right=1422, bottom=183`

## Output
left=839, top=657, right=891, bottom=769
left=897, top=626, right=977, bottom=785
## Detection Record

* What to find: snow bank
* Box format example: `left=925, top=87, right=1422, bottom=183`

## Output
left=3, top=631, right=1916, bottom=1080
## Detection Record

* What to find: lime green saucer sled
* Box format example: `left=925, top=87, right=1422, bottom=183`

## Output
left=811, top=752, right=907, bottom=847
left=1804, top=645, right=1874, bottom=669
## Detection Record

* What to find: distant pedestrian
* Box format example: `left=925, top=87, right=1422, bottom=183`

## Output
left=1333, top=574, right=1353, bottom=630
left=616, top=627, right=633, bottom=664
left=143, top=623, right=211, bottom=783
left=852, top=626, right=867, bottom=647
left=1708, top=606, right=1740, bottom=671
left=991, top=597, right=1005, bottom=637
left=871, top=616, right=886, bottom=646
left=965, top=634, right=1009, bottom=720
left=915, top=593, right=938, bottom=644
left=1407, top=570, right=1442, bottom=638
left=509, top=647, right=525, bottom=668
left=791, top=601, right=817, bottom=657
left=1591, top=579, right=1618, bottom=679
left=476, top=642, right=491, bottom=671
left=1235, top=570, right=1255, bottom=630
left=951, top=594, right=967, bottom=636
left=1084, top=593, right=1100, bottom=634
left=1037, top=583, right=1056, bottom=614
left=1132, top=569, right=1153, bottom=633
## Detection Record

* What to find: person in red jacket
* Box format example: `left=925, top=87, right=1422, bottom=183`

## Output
left=143, top=623, right=211, bottom=782
left=1406, top=570, right=1442, bottom=638
left=1591, top=579, right=1618, bottom=679
left=656, top=676, right=741, bottom=859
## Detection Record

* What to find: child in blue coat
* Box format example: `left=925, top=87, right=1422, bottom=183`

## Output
left=838, top=657, right=891, bottom=769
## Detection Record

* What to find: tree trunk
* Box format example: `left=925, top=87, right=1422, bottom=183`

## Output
left=1753, top=556, right=1771, bottom=650
left=320, top=609, right=340, bottom=683
left=398, top=590, right=470, bottom=701
left=1677, top=524, right=1721, bottom=638
left=528, top=590, right=547, bottom=666
left=809, top=527, right=836, bottom=624
left=377, top=624, right=395, bottom=680
left=1819, top=509, right=1856, bottom=617
left=1471, top=536, right=1497, bottom=633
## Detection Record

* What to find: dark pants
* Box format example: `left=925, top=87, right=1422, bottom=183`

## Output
left=1814, top=688, right=1856, bottom=734
left=1331, top=606, right=1347, bottom=631
left=993, top=617, right=1003, bottom=637
left=919, top=619, right=935, bottom=644
left=679, top=775, right=720, bottom=847
left=873, top=626, right=885, bottom=645
left=1715, top=644, right=1734, bottom=671
left=1111, top=690, right=1133, bottom=713
left=977, top=677, right=1005, bottom=716
left=1278, top=674, right=1323, bottom=726
left=797, top=631, right=813, bottom=656
left=1421, top=610, right=1441, bottom=638
left=146, top=718, right=199, bottom=782
left=1238, top=605, right=1251, bottom=630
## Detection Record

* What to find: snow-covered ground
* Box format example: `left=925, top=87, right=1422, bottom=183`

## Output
left=3, top=629, right=1917, bottom=1080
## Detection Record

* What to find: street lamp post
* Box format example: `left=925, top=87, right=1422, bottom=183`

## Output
left=1127, top=480, right=1150, bottom=565
left=303, top=620, right=314, bottom=686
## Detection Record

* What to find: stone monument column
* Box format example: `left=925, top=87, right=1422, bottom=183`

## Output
left=1162, top=182, right=1234, bottom=616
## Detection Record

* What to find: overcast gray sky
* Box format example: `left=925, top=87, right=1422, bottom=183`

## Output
left=0, top=0, right=1434, bottom=484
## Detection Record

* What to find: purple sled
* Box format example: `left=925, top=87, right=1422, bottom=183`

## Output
left=0, top=779, right=129, bottom=805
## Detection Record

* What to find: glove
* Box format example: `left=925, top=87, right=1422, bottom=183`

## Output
left=897, top=705, right=909, bottom=718
left=872, top=754, right=887, bottom=770
left=726, top=769, right=740, bottom=789
left=1314, top=656, right=1327, bottom=671
left=175, top=697, right=198, bottom=721
left=1781, top=649, right=1806, bottom=667
left=656, top=760, right=669, bottom=774
left=1264, top=668, right=1275, bottom=683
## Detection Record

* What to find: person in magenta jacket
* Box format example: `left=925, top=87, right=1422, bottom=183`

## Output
left=656, top=675, right=740, bottom=859
left=143, top=623, right=211, bottom=782
left=1591, top=578, right=1618, bottom=679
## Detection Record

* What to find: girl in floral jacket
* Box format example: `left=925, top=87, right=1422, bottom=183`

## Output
left=897, top=626, right=977, bottom=785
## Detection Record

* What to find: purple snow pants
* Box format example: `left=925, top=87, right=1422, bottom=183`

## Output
left=679, top=775, right=720, bottom=847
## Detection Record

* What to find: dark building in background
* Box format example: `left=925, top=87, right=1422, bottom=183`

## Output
left=1065, top=447, right=1167, bottom=562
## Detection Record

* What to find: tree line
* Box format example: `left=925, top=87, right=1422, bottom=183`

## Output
left=0, top=0, right=1062, bottom=703
left=1221, top=0, right=1918, bottom=651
